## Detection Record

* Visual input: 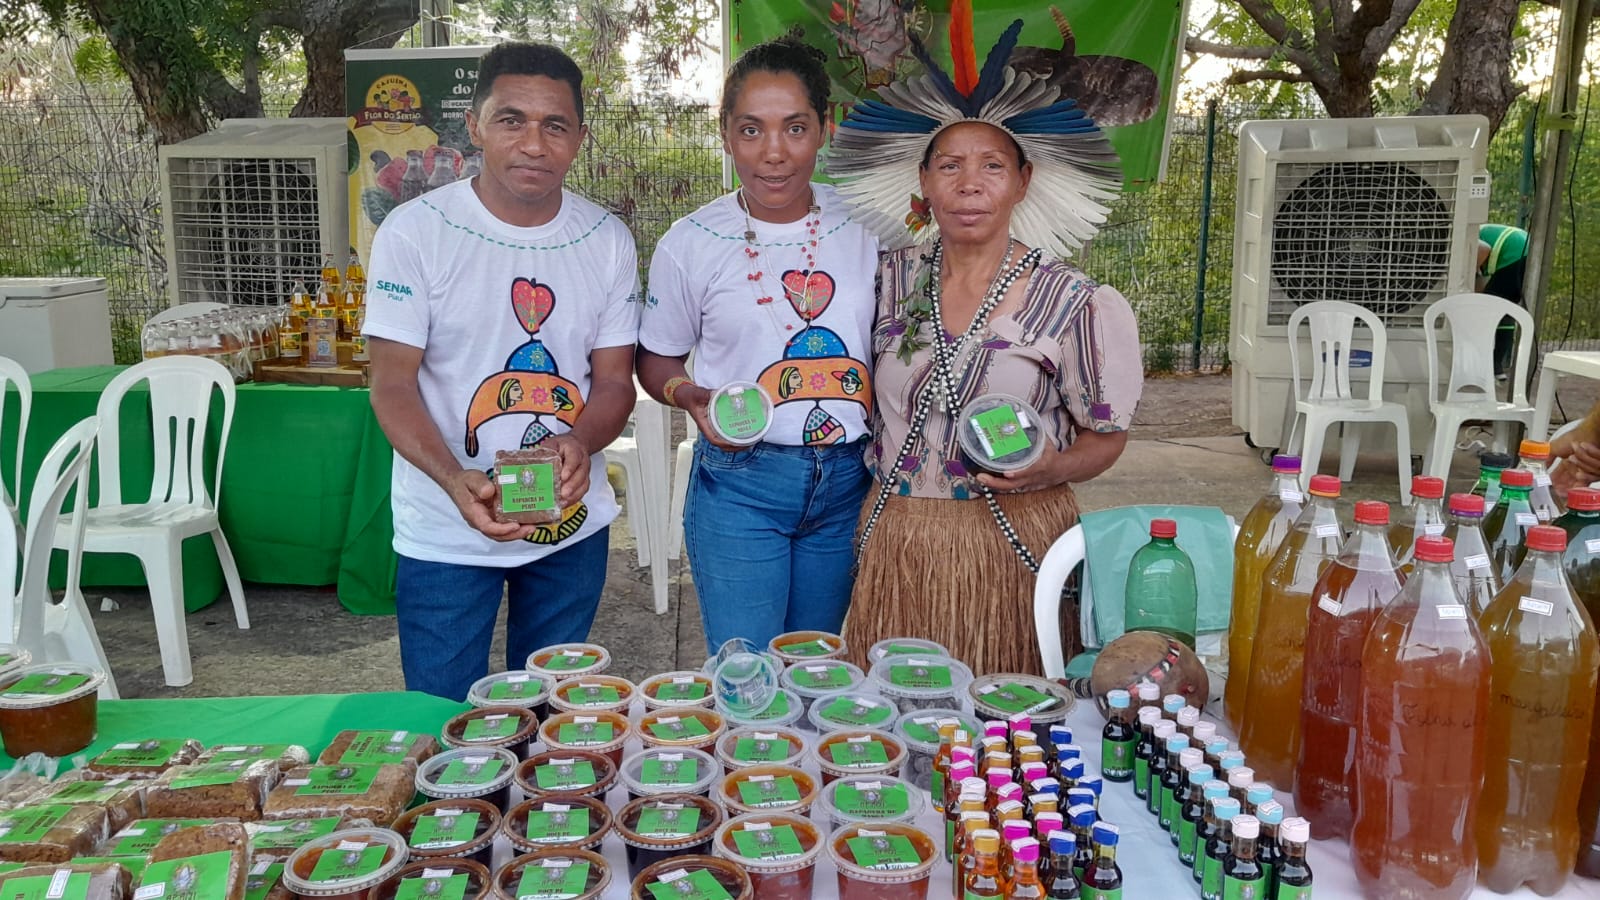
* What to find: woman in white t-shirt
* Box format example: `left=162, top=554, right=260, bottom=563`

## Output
left=638, top=38, right=878, bottom=653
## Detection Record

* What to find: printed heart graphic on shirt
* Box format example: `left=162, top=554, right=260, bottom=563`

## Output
left=512, top=277, right=556, bottom=334
left=781, top=269, right=834, bottom=322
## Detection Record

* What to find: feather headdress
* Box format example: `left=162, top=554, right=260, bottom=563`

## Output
left=825, top=1, right=1122, bottom=259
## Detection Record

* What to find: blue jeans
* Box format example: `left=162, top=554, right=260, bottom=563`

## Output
left=395, top=527, right=610, bottom=701
left=685, top=441, right=870, bottom=655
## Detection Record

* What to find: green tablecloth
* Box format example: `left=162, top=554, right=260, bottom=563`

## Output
left=1, top=366, right=398, bottom=614
left=1, top=691, right=468, bottom=765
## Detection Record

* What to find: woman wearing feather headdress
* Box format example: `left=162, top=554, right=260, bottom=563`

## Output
left=829, top=4, right=1144, bottom=676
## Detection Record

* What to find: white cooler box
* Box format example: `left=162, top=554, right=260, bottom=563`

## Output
left=0, top=277, right=115, bottom=372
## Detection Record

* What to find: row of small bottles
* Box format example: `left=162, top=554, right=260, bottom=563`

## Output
left=278, top=252, right=368, bottom=367
left=931, top=716, right=1119, bottom=897
left=1228, top=453, right=1600, bottom=897
left=1101, top=688, right=1314, bottom=899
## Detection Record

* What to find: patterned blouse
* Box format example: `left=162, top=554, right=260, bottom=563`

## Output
left=867, top=245, right=1143, bottom=499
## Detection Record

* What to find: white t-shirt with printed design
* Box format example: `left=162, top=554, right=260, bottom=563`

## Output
left=641, top=184, right=878, bottom=446
left=363, top=179, right=641, bottom=566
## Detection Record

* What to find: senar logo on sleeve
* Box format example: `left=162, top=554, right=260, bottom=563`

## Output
left=375, top=281, right=414, bottom=299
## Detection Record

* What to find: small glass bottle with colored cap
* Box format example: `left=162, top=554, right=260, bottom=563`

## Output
left=1227, top=766, right=1255, bottom=809
left=1274, top=816, right=1314, bottom=898
left=1159, top=735, right=1193, bottom=833
left=1179, top=762, right=1215, bottom=866
left=964, top=828, right=1004, bottom=899
left=1176, top=705, right=1201, bottom=741
left=1169, top=748, right=1203, bottom=844
left=1068, top=804, right=1097, bottom=879
left=1162, top=694, right=1187, bottom=723
left=1255, top=799, right=1286, bottom=890
left=1081, top=822, right=1122, bottom=898
left=1133, top=707, right=1162, bottom=801
left=1193, top=781, right=1230, bottom=883
left=1047, top=831, right=1081, bottom=899
left=1202, top=797, right=1241, bottom=900
left=1100, top=690, right=1136, bottom=782
left=1224, top=815, right=1266, bottom=897
left=1135, top=681, right=1161, bottom=718
left=1011, top=836, right=1047, bottom=899
left=1246, top=782, right=1274, bottom=818
left=1067, top=787, right=1096, bottom=817
left=1147, top=722, right=1177, bottom=816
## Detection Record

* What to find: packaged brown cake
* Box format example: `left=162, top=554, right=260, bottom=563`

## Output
left=27, top=777, right=146, bottom=831
left=0, top=804, right=109, bottom=863
left=243, top=856, right=293, bottom=900
left=0, top=861, right=133, bottom=900
left=145, top=759, right=280, bottom=821
left=98, top=819, right=226, bottom=858
left=245, top=817, right=362, bottom=854
left=82, top=740, right=203, bottom=780
left=262, top=765, right=413, bottom=828
left=315, top=731, right=436, bottom=768
left=196, top=744, right=311, bottom=773
left=142, top=823, right=250, bottom=900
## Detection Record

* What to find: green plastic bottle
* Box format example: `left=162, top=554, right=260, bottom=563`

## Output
left=1471, top=450, right=1514, bottom=513
left=1124, top=518, right=1198, bottom=648
left=1485, top=468, right=1537, bottom=579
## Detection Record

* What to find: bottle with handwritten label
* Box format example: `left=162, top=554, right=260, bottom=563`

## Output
left=1389, top=475, right=1445, bottom=575
left=1296, top=499, right=1403, bottom=840
left=1241, top=474, right=1346, bottom=787
left=1485, top=467, right=1538, bottom=581
left=1518, top=439, right=1563, bottom=522
left=1227, top=454, right=1305, bottom=729
left=1557, top=487, right=1600, bottom=878
left=1476, top=524, right=1600, bottom=894
left=1351, top=536, right=1490, bottom=900
left=1442, top=492, right=1501, bottom=616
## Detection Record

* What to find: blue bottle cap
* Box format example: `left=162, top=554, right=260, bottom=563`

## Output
left=1106, top=690, right=1130, bottom=709
left=1219, top=750, right=1246, bottom=771
left=1206, top=738, right=1230, bottom=756
left=1068, top=803, right=1097, bottom=826
left=1047, top=831, right=1075, bottom=855
left=1256, top=799, right=1284, bottom=825
left=1163, top=695, right=1187, bottom=713
left=1212, top=797, right=1241, bottom=819
left=1031, top=777, right=1061, bottom=795
left=1247, top=783, right=1274, bottom=805
left=1092, top=822, right=1120, bottom=846
left=1062, top=759, right=1085, bottom=780
left=1057, top=743, right=1083, bottom=760
left=1049, top=724, right=1072, bottom=743
left=1079, top=776, right=1103, bottom=797
left=1067, top=787, right=1096, bottom=807
left=1187, top=764, right=1214, bottom=785
left=1166, top=734, right=1190, bottom=753
left=1204, top=780, right=1229, bottom=799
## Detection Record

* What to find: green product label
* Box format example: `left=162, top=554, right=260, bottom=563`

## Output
left=437, top=756, right=505, bottom=786
left=1161, top=790, right=1177, bottom=830
left=730, top=824, right=805, bottom=860
left=94, top=739, right=188, bottom=768
left=139, top=851, right=235, bottom=900
left=249, top=817, right=342, bottom=850
left=777, top=639, right=833, bottom=658
left=964, top=891, right=1002, bottom=900
left=245, top=862, right=286, bottom=900
left=1178, top=818, right=1199, bottom=864
left=463, top=715, right=520, bottom=741
left=1082, top=889, right=1122, bottom=900
left=206, top=744, right=290, bottom=763
left=930, top=770, right=946, bottom=809
left=108, top=820, right=215, bottom=856
left=845, top=834, right=921, bottom=870
left=969, top=404, right=1032, bottom=459
left=647, top=717, right=710, bottom=741
left=1102, top=739, right=1134, bottom=779
left=410, top=811, right=480, bottom=850
left=48, top=781, right=123, bottom=803
left=0, top=872, right=90, bottom=900
left=1202, top=854, right=1223, bottom=900
left=172, top=760, right=251, bottom=789
left=641, top=757, right=699, bottom=787
left=487, top=677, right=544, bottom=701
left=565, top=684, right=621, bottom=707
left=645, top=869, right=732, bottom=900
left=634, top=805, right=701, bottom=839
left=308, top=842, right=388, bottom=882
left=747, top=692, right=792, bottom=721
left=1224, top=876, right=1266, bottom=900
left=534, top=760, right=597, bottom=790
left=827, top=740, right=890, bottom=768
left=541, top=652, right=600, bottom=673
left=733, top=736, right=791, bottom=763
left=833, top=782, right=911, bottom=817
left=736, top=776, right=802, bottom=808
left=900, top=717, right=941, bottom=745
left=978, top=682, right=1056, bottom=714
left=515, top=861, right=591, bottom=900
left=793, top=665, right=852, bottom=690
left=524, top=806, right=590, bottom=843
left=1275, top=885, right=1312, bottom=900
left=712, top=388, right=769, bottom=441
left=820, top=697, right=892, bottom=727
left=889, top=663, right=953, bottom=690
left=337, top=731, right=421, bottom=764
left=555, top=721, right=614, bottom=746
left=394, top=874, right=468, bottom=900
left=883, top=643, right=942, bottom=657
left=2, top=672, right=88, bottom=698
left=652, top=680, right=707, bottom=702
left=71, top=859, right=147, bottom=881
left=1133, top=758, right=1151, bottom=799
left=295, top=764, right=381, bottom=796
left=499, top=462, right=558, bottom=514
left=0, top=806, right=70, bottom=844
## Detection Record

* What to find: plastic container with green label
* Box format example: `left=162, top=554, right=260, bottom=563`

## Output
left=513, top=750, right=617, bottom=803
left=766, top=631, right=847, bottom=666
left=538, top=712, right=630, bottom=767
left=867, top=656, right=973, bottom=713
left=967, top=674, right=1075, bottom=745
left=814, top=774, right=925, bottom=831
left=0, top=647, right=32, bottom=683
left=439, top=707, right=538, bottom=760
left=812, top=728, right=907, bottom=786
left=865, top=638, right=950, bottom=666
left=618, top=747, right=719, bottom=803
left=525, top=644, right=612, bottom=681
left=718, top=765, right=818, bottom=818
left=893, top=708, right=982, bottom=793
left=638, top=672, right=716, bottom=712
left=780, top=663, right=867, bottom=731
left=282, top=827, right=409, bottom=900
left=708, top=382, right=774, bottom=447
left=414, top=748, right=517, bottom=812
left=826, top=822, right=938, bottom=899
left=490, top=848, right=610, bottom=900
left=714, top=727, right=808, bottom=772
left=501, top=795, right=611, bottom=856
left=716, top=689, right=804, bottom=730
left=628, top=855, right=751, bottom=900
left=614, top=794, right=724, bottom=882
left=806, top=690, right=899, bottom=735
left=366, top=857, right=491, bottom=900
left=0, top=662, right=106, bottom=757
left=713, top=812, right=823, bottom=899
left=955, top=392, right=1045, bottom=474
left=637, top=709, right=725, bottom=754
left=389, top=798, right=500, bottom=868
left=548, top=675, right=636, bottom=717
left=465, top=672, right=553, bottom=720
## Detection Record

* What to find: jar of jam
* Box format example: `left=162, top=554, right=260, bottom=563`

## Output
left=627, top=855, right=751, bottom=900
left=865, top=638, right=950, bottom=666
left=440, top=706, right=539, bottom=760
left=366, top=857, right=491, bottom=900
left=781, top=662, right=866, bottom=730
left=614, top=794, right=724, bottom=881
left=548, top=675, right=637, bottom=717
left=501, top=795, right=612, bottom=856
left=867, top=656, right=974, bottom=713
left=491, top=849, right=610, bottom=900
left=718, top=764, right=818, bottom=817
left=814, top=774, right=926, bottom=832
left=526, top=644, right=611, bottom=681
left=538, top=712, right=630, bottom=767
left=514, top=750, right=617, bottom=803
left=713, top=811, right=823, bottom=899
left=717, top=689, right=805, bottom=731
left=767, top=631, right=847, bottom=666
left=283, top=827, right=410, bottom=900
left=826, top=822, right=939, bottom=900
left=466, top=672, right=553, bottom=721
left=414, top=748, right=517, bottom=812
left=637, top=709, right=725, bottom=755
left=805, top=690, right=899, bottom=735
left=0, top=662, right=106, bottom=757
left=390, top=798, right=500, bottom=868
left=715, top=727, right=808, bottom=772
left=618, top=747, right=719, bottom=803
left=812, top=728, right=907, bottom=786
left=638, top=671, right=716, bottom=712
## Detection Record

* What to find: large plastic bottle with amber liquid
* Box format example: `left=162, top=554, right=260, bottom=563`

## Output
left=1225, top=454, right=1304, bottom=729
left=1295, top=499, right=1403, bottom=840
left=1389, top=475, right=1445, bottom=576
left=1442, top=492, right=1501, bottom=616
left=1556, top=487, right=1600, bottom=878
left=1240, top=473, right=1346, bottom=787
left=1476, top=524, right=1600, bottom=895
left=1351, top=536, right=1490, bottom=900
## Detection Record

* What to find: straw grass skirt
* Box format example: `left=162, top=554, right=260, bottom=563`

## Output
left=843, top=483, right=1079, bottom=677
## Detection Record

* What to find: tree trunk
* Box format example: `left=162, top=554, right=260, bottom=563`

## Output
left=1419, top=0, right=1523, bottom=131
left=1316, top=77, right=1377, bottom=118
left=81, top=0, right=210, bottom=143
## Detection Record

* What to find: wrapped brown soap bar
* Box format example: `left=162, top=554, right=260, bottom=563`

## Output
left=494, top=447, right=562, bottom=525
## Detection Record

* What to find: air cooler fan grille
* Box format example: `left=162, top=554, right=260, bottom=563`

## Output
left=167, top=156, right=323, bottom=306
left=1268, top=159, right=1457, bottom=328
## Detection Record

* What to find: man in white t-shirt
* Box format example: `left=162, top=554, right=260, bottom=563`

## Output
left=364, top=42, right=640, bottom=701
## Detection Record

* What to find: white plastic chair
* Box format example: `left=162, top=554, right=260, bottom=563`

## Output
left=667, top=408, right=693, bottom=561
left=1421, top=293, right=1536, bottom=480
left=52, top=357, right=247, bottom=687
left=0, top=356, right=29, bottom=530
left=1284, top=300, right=1414, bottom=505
left=12, top=416, right=118, bottom=698
left=1032, top=511, right=1239, bottom=680
left=602, top=383, right=670, bottom=615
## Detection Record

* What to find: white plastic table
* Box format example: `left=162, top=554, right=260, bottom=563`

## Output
left=1532, top=350, right=1600, bottom=441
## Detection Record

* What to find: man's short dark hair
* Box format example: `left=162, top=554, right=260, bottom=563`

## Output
left=473, top=42, right=585, bottom=122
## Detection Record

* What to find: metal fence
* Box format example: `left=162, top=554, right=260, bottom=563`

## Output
left=1, top=90, right=1595, bottom=371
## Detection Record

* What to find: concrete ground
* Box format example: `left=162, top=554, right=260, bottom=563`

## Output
left=82, top=372, right=1600, bottom=699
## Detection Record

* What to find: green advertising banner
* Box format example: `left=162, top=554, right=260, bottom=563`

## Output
left=345, top=47, right=489, bottom=263
left=729, top=0, right=1187, bottom=190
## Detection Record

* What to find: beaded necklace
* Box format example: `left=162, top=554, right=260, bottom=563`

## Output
left=738, top=188, right=824, bottom=334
